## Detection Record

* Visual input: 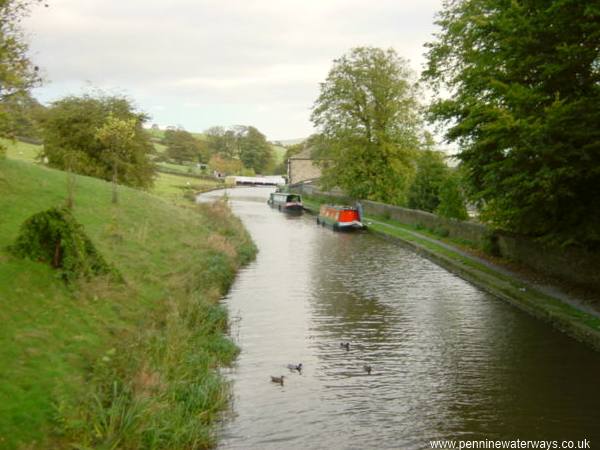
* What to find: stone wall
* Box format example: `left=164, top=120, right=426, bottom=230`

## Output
left=361, top=199, right=488, bottom=245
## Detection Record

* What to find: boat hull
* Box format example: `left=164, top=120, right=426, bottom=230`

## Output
left=268, top=193, right=304, bottom=214
left=316, top=214, right=365, bottom=231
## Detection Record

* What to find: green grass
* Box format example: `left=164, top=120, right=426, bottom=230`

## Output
left=153, top=142, right=167, bottom=154
left=270, top=144, right=287, bottom=165
left=0, top=157, right=255, bottom=449
left=152, top=171, right=221, bottom=204
left=0, top=137, right=42, bottom=162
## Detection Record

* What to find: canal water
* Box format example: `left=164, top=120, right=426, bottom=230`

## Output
left=200, top=187, right=600, bottom=450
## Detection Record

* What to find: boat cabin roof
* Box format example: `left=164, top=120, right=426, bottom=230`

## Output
left=321, top=204, right=357, bottom=211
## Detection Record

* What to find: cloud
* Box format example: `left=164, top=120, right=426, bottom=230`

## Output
left=24, top=0, right=444, bottom=140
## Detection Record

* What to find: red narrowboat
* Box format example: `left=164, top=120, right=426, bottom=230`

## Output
left=316, top=204, right=365, bottom=231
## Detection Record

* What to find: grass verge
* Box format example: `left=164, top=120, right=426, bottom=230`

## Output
left=0, top=157, right=255, bottom=449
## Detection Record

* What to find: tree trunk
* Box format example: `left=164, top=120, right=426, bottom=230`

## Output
left=52, top=238, right=62, bottom=268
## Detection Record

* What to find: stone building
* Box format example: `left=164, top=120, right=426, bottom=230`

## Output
left=287, top=147, right=324, bottom=184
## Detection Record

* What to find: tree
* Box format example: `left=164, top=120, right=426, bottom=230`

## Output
left=205, top=126, right=238, bottom=159
left=237, top=126, right=272, bottom=173
left=204, top=124, right=273, bottom=173
left=41, top=94, right=155, bottom=189
left=163, top=128, right=209, bottom=164
left=0, top=91, right=45, bottom=141
left=311, top=47, right=423, bottom=204
left=0, top=0, right=44, bottom=155
left=423, top=0, right=600, bottom=247
left=436, top=170, right=469, bottom=220
left=407, top=149, right=450, bottom=213
left=208, top=154, right=242, bottom=176
left=96, top=114, right=137, bottom=204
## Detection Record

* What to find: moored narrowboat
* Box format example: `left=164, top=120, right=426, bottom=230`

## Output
left=316, top=204, right=365, bottom=231
left=268, top=192, right=304, bottom=213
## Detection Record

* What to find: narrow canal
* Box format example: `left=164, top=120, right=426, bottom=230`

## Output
left=200, top=187, right=600, bottom=450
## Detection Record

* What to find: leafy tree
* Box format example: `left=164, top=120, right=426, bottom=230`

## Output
left=311, top=47, right=423, bottom=204
left=408, top=149, right=450, bottom=213
left=237, top=126, right=272, bottom=173
left=205, top=126, right=238, bottom=159
left=0, top=0, right=45, bottom=154
left=163, top=128, right=209, bottom=164
left=40, top=94, right=155, bottom=189
left=0, top=91, right=45, bottom=141
left=204, top=124, right=273, bottom=173
left=208, top=154, right=242, bottom=176
left=436, top=170, right=469, bottom=220
left=423, top=0, right=600, bottom=247
left=96, top=114, right=137, bottom=204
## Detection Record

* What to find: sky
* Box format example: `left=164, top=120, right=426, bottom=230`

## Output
left=24, top=0, right=445, bottom=141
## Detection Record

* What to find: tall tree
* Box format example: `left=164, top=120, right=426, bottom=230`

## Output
left=407, top=149, right=450, bottom=213
left=205, top=126, right=238, bottom=160
left=41, top=94, right=155, bottom=188
left=311, top=47, right=422, bottom=204
left=0, top=0, right=44, bottom=153
left=423, top=0, right=600, bottom=247
left=163, top=128, right=209, bottom=164
left=96, top=114, right=137, bottom=204
left=237, top=126, right=272, bottom=174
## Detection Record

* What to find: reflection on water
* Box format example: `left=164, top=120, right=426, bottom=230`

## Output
left=200, top=187, right=600, bottom=450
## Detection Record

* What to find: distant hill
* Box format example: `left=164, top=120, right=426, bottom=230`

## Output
left=273, top=138, right=306, bottom=146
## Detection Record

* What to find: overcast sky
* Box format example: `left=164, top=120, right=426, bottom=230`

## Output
left=24, top=0, right=444, bottom=141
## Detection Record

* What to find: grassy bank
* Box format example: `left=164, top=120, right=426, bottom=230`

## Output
left=0, top=137, right=223, bottom=206
left=299, top=193, right=600, bottom=351
left=0, top=158, right=255, bottom=449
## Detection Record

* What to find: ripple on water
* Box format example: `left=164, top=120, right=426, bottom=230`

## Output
left=206, top=187, right=600, bottom=449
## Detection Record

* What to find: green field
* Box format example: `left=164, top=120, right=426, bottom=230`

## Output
left=0, top=156, right=254, bottom=449
left=270, top=143, right=287, bottom=165
left=0, top=138, right=221, bottom=205
left=0, top=137, right=42, bottom=162
left=151, top=171, right=221, bottom=203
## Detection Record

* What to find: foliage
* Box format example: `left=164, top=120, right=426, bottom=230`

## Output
left=205, top=125, right=273, bottom=174
left=208, top=153, right=242, bottom=175
left=237, top=126, right=272, bottom=173
left=40, top=94, right=156, bottom=189
left=436, top=170, right=469, bottom=220
left=0, top=91, right=45, bottom=140
left=311, top=46, right=423, bottom=204
left=204, top=126, right=238, bottom=159
left=0, top=0, right=43, bottom=139
left=9, top=206, right=117, bottom=282
left=407, top=149, right=450, bottom=212
left=96, top=114, right=138, bottom=204
left=423, top=0, right=600, bottom=247
left=163, top=127, right=209, bottom=164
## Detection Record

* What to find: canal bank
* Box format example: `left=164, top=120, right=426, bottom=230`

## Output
left=300, top=195, right=600, bottom=352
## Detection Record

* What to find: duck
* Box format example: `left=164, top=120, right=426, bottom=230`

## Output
left=287, top=363, right=303, bottom=372
left=363, top=365, right=372, bottom=375
left=270, top=375, right=285, bottom=385
left=340, top=342, right=350, bottom=351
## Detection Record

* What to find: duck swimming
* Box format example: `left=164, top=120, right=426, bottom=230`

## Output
left=340, top=342, right=350, bottom=351
left=270, top=375, right=285, bottom=385
left=363, top=365, right=372, bottom=375
left=287, top=363, right=303, bottom=372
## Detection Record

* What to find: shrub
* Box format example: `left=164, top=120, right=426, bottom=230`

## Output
left=10, top=206, right=118, bottom=282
